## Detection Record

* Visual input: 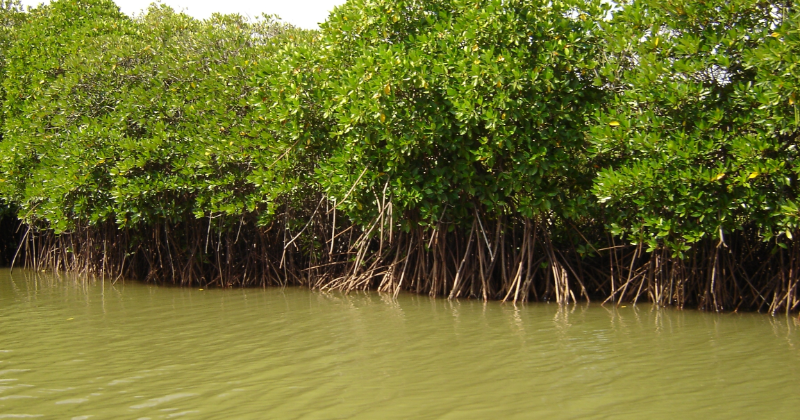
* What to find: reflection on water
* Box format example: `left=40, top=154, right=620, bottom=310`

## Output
left=1, top=269, right=798, bottom=419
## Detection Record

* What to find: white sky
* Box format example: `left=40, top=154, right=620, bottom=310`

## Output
left=18, top=0, right=348, bottom=29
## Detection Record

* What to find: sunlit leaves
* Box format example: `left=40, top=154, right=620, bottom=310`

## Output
left=0, top=0, right=306, bottom=231
left=590, top=0, right=799, bottom=254
left=264, top=0, right=611, bottom=228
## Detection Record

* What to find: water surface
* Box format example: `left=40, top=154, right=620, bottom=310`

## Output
left=1, top=269, right=798, bottom=419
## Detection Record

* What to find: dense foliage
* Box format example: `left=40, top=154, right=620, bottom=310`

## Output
left=0, top=0, right=307, bottom=233
left=591, top=0, right=798, bottom=253
left=0, top=1, right=22, bottom=265
left=1, top=0, right=799, bottom=312
left=260, top=0, right=608, bottom=228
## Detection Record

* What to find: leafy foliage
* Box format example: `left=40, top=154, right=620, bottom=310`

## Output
left=258, top=0, right=610, bottom=228
left=2, top=0, right=800, bottom=311
left=747, top=10, right=800, bottom=237
left=590, top=0, right=796, bottom=253
left=0, top=0, right=23, bottom=136
left=0, top=0, right=305, bottom=232
left=0, top=1, right=23, bottom=262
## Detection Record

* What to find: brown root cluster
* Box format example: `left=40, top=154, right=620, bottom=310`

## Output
left=8, top=200, right=800, bottom=315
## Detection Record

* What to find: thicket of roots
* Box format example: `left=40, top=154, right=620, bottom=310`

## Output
left=7, top=198, right=800, bottom=314
left=0, top=212, right=20, bottom=266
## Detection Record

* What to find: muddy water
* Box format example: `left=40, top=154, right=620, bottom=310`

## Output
left=0, top=268, right=798, bottom=419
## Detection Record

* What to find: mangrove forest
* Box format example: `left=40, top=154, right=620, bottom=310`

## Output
left=1, top=0, right=800, bottom=314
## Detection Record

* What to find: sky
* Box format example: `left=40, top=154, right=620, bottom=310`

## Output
left=18, top=0, right=349, bottom=29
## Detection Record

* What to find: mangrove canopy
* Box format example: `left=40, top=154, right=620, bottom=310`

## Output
left=1, top=0, right=799, bottom=313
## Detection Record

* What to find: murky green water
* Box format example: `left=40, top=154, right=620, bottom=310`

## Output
left=1, top=269, right=798, bottom=419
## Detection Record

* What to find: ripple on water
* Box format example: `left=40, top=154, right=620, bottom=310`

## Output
left=56, top=398, right=89, bottom=405
left=129, top=393, right=198, bottom=409
left=0, top=269, right=798, bottom=419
